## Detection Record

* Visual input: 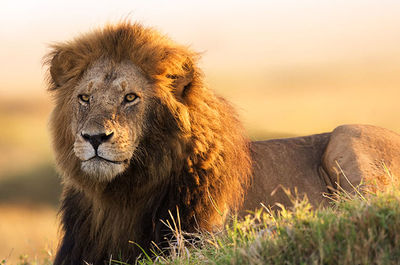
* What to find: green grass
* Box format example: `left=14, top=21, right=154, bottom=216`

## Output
left=126, top=188, right=400, bottom=265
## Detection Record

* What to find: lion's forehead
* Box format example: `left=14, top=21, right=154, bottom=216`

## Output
left=78, top=59, right=149, bottom=97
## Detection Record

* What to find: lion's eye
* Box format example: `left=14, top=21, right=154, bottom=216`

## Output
left=124, top=93, right=138, bottom=103
left=78, top=94, right=90, bottom=103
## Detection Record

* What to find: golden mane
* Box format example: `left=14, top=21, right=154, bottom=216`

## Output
left=46, top=22, right=252, bottom=264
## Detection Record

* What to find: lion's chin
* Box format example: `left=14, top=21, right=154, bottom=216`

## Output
left=81, top=157, right=128, bottom=182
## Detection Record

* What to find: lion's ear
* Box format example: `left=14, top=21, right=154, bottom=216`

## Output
left=168, top=59, right=194, bottom=100
left=48, top=49, right=79, bottom=89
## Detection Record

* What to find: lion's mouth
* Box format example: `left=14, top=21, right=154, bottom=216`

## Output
left=83, top=156, right=128, bottom=165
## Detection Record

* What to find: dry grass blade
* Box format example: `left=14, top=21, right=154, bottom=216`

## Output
left=335, top=160, right=367, bottom=201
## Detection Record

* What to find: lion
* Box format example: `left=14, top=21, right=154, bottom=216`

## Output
left=45, top=22, right=400, bottom=265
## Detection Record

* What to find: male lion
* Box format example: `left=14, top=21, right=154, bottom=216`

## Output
left=46, top=22, right=400, bottom=265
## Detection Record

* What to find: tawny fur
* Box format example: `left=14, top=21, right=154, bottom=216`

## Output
left=46, top=22, right=251, bottom=265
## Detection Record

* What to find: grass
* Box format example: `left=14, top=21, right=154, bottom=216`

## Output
left=125, top=187, right=400, bottom=265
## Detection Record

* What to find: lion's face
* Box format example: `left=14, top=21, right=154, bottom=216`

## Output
left=71, top=60, right=150, bottom=181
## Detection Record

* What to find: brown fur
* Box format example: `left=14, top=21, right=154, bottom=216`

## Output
left=243, top=124, right=400, bottom=213
left=46, top=22, right=251, bottom=265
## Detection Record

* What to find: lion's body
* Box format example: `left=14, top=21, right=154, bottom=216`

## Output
left=242, top=124, right=400, bottom=214
left=45, top=23, right=400, bottom=265
left=244, top=132, right=331, bottom=211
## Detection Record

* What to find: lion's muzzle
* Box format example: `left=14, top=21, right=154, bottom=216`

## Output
left=81, top=131, right=114, bottom=152
left=74, top=128, right=133, bottom=180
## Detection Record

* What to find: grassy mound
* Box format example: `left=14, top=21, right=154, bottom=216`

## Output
left=130, top=189, right=400, bottom=265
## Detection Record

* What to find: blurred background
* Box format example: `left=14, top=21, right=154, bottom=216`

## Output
left=1, top=0, right=400, bottom=263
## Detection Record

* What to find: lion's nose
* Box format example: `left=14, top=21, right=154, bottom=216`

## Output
left=81, top=132, right=114, bottom=151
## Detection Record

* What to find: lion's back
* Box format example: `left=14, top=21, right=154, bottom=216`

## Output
left=242, top=133, right=331, bottom=213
